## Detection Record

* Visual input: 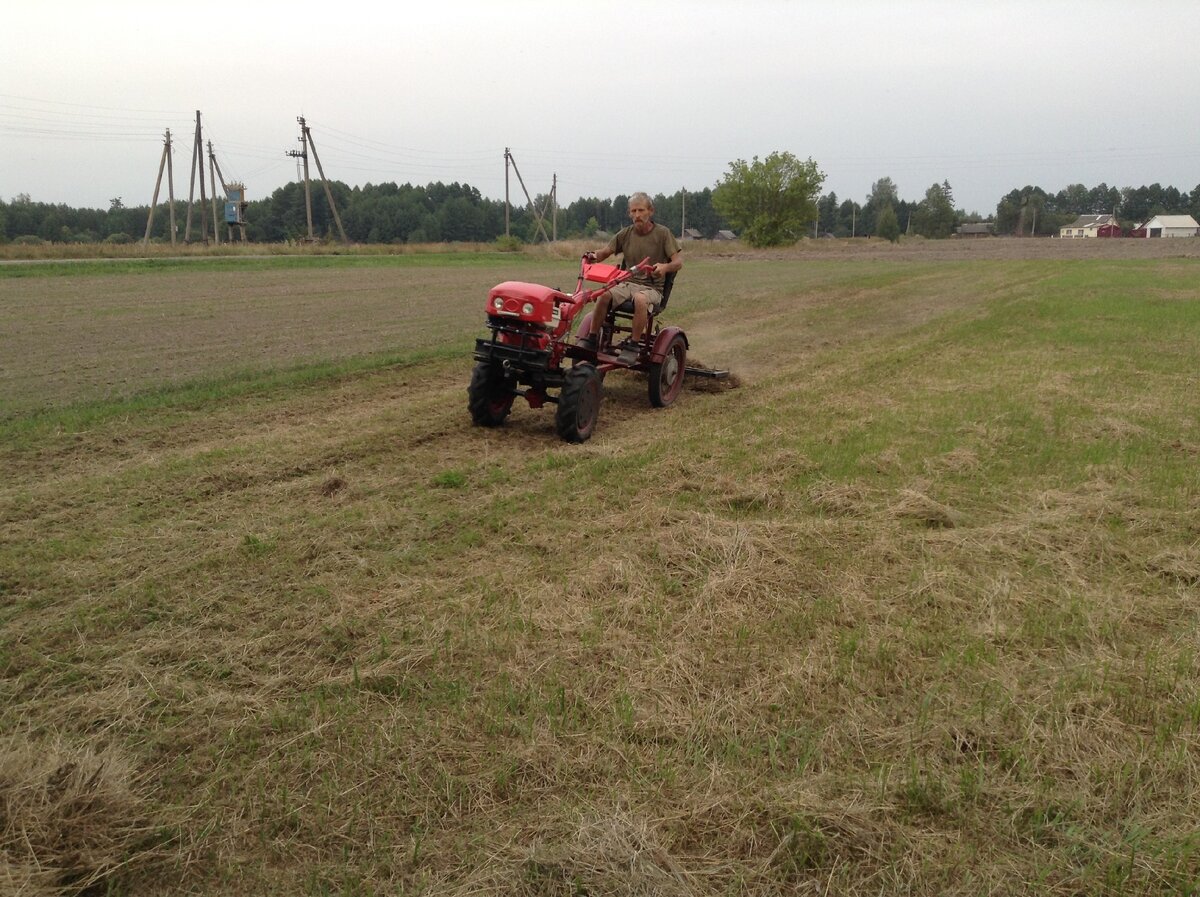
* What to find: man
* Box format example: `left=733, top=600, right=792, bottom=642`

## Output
left=581, top=192, right=682, bottom=363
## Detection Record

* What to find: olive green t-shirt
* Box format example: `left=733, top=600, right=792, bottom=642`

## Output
left=606, top=223, right=681, bottom=290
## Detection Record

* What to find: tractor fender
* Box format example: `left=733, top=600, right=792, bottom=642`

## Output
left=649, top=326, right=687, bottom=363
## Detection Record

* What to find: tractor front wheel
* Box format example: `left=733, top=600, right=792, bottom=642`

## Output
left=648, top=333, right=687, bottom=407
left=468, top=362, right=515, bottom=427
left=555, top=363, right=601, bottom=443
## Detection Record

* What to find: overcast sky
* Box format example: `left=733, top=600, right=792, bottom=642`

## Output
left=3, top=0, right=1197, bottom=216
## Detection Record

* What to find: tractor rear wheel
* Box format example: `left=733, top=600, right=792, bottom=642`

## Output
left=555, top=363, right=601, bottom=442
left=648, top=333, right=686, bottom=407
left=468, top=362, right=515, bottom=427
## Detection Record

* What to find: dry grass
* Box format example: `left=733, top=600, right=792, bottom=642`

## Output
left=2, top=244, right=1200, bottom=894
left=0, top=736, right=161, bottom=896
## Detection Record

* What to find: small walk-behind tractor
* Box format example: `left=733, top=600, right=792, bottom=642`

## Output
left=469, top=254, right=716, bottom=442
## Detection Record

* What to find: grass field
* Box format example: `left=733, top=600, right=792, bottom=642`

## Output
left=2, top=240, right=1199, bottom=895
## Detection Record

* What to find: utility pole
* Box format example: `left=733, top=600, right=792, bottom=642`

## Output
left=504, top=148, right=510, bottom=238
left=144, top=129, right=176, bottom=247
left=286, top=122, right=313, bottom=241
left=184, top=111, right=210, bottom=244
left=505, top=149, right=551, bottom=243
left=166, top=129, right=176, bottom=245
left=287, top=117, right=347, bottom=244
left=301, top=118, right=348, bottom=244
left=208, top=141, right=221, bottom=245
left=552, top=173, right=557, bottom=242
left=680, top=187, right=686, bottom=238
left=207, top=142, right=247, bottom=243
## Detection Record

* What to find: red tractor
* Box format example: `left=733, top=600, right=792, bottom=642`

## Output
left=468, top=254, right=691, bottom=442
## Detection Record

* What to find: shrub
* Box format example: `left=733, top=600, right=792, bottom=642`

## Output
left=493, top=235, right=524, bottom=253
left=104, top=233, right=134, bottom=244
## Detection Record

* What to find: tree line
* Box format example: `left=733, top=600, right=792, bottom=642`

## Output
left=3, top=172, right=1198, bottom=246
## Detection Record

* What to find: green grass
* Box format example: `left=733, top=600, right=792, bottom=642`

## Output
left=2, top=249, right=1199, bottom=895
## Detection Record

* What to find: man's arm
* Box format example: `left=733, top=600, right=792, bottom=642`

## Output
left=653, top=250, right=682, bottom=279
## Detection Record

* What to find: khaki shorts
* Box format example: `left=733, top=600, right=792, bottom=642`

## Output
left=607, top=282, right=663, bottom=314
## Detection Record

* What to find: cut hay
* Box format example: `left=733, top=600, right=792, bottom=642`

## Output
left=0, top=737, right=160, bottom=897
left=889, top=488, right=966, bottom=529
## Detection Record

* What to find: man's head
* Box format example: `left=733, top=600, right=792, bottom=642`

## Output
left=628, top=193, right=654, bottom=234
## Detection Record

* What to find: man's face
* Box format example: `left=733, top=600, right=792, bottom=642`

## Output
left=628, top=200, right=653, bottom=233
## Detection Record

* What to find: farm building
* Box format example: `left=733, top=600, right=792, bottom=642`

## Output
left=681, top=228, right=704, bottom=241
left=955, top=223, right=994, bottom=237
left=1137, top=214, right=1199, bottom=238
left=1058, top=214, right=1120, bottom=238
left=714, top=230, right=738, bottom=241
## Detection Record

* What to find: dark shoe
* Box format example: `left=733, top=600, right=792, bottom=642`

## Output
left=576, top=333, right=597, bottom=351
left=617, top=339, right=640, bottom=365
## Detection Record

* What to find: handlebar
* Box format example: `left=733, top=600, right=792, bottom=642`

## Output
left=581, top=252, right=655, bottom=273
left=576, top=255, right=657, bottom=299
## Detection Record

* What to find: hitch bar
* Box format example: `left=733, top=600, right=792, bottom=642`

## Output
left=684, top=366, right=730, bottom=380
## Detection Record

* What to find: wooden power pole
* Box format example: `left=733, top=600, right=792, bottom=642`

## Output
left=286, top=117, right=347, bottom=244
left=207, top=140, right=221, bottom=246
left=144, top=129, right=177, bottom=247
left=505, top=149, right=552, bottom=243
left=206, top=143, right=247, bottom=243
left=184, top=111, right=209, bottom=244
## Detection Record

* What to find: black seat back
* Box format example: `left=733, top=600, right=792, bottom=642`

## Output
left=660, top=271, right=676, bottom=309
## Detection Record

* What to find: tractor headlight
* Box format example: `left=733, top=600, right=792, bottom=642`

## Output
left=493, top=297, right=504, bottom=311
left=522, top=302, right=535, bottom=316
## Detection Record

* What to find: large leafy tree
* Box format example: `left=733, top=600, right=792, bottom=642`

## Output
left=713, top=151, right=824, bottom=247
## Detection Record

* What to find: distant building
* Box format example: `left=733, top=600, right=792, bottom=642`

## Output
left=955, top=223, right=994, bottom=237
left=681, top=228, right=704, bottom=241
left=714, top=230, right=738, bottom=241
left=1059, top=214, right=1121, bottom=238
left=1138, top=214, right=1199, bottom=238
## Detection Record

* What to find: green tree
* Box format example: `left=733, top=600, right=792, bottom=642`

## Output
left=861, top=177, right=898, bottom=236
left=816, top=191, right=838, bottom=235
left=713, top=151, right=824, bottom=247
left=911, top=182, right=957, bottom=238
left=1018, top=188, right=1047, bottom=235
left=876, top=204, right=901, bottom=243
left=105, top=197, right=129, bottom=240
left=836, top=199, right=860, bottom=237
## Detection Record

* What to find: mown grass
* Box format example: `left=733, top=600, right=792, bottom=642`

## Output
left=2, top=249, right=1199, bottom=895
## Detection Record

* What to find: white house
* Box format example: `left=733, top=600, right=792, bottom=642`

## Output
left=1058, top=214, right=1119, bottom=238
left=1139, top=214, right=1199, bottom=238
